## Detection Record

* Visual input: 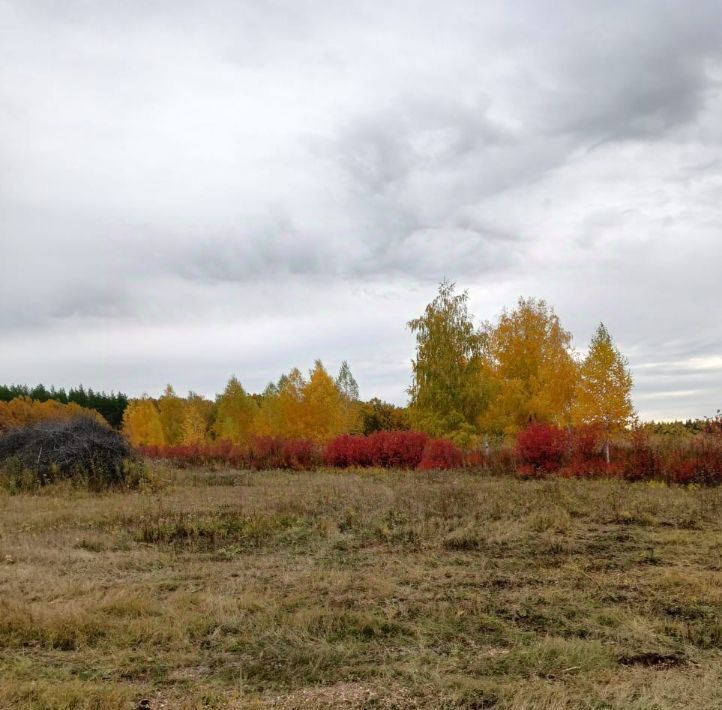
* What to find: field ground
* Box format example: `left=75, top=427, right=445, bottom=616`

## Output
left=0, top=467, right=721, bottom=709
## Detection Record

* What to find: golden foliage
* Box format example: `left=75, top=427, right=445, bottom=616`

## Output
left=0, top=396, right=104, bottom=433
left=572, top=323, right=635, bottom=433
left=212, top=377, right=258, bottom=445
left=181, top=393, right=213, bottom=445
left=298, top=360, right=349, bottom=443
left=481, top=298, right=579, bottom=435
left=158, top=385, right=186, bottom=446
left=121, top=397, right=165, bottom=446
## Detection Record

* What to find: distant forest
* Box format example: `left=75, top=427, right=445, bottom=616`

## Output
left=0, top=384, right=128, bottom=428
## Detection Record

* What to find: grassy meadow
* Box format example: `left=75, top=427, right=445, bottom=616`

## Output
left=1, top=466, right=721, bottom=709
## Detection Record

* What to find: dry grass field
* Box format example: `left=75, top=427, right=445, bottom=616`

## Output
left=1, top=467, right=721, bottom=709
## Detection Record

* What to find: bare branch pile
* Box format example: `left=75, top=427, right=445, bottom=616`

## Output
left=0, top=417, right=133, bottom=486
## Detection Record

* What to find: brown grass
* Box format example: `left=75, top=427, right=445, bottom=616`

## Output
left=0, top=465, right=720, bottom=709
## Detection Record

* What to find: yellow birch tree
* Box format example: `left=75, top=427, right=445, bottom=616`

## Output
left=572, top=323, right=635, bottom=462
left=122, top=397, right=165, bottom=446
left=212, top=377, right=257, bottom=444
left=481, top=297, right=578, bottom=435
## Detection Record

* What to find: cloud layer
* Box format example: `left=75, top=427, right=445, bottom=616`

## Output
left=1, top=0, right=721, bottom=419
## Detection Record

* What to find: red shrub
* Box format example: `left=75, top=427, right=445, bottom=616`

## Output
left=557, top=459, right=622, bottom=479
left=137, top=445, right=161, bottom=460
left=516, top=463, right=540, bottom=479
left=570, top=425, right=603, bottom=461
left=618, top=430, right=661, bottom=481
left=243, top=436, right=318, bottom=470
left=135, top=437, right=318, bottom=470
left=213, top=439, right=234, bottom=462
left=323, top=431, right=429, bottom=469
left=666, top=453, right=697, bottom=484
left=323, top=434, right=362, bottom=467
left=380, top=431, right=428, bottom=468
left=665, top=439, right=722, bottom=485
left=464, top=449, right=486, bottom=469
left=516, top=423, right=567, bottom=474
left=693, top=440, right=722, bottom=485
left=247, top=436, right=283, bottom=469
left=136, top=426, right=722, bottom=486
left=281, top=439, right=318, bottom=470
left=418, top=438, right=463, bottom=470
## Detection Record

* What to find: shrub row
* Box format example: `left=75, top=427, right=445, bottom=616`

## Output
left=515, top=423, right=722, bottom=485
left=323, top=431, right=429, bottom=468
left=139, top=437, right=318, bottom=471
left=139, top=431, right=464, bottom=471
left=136, top=425, right=722, bottom=485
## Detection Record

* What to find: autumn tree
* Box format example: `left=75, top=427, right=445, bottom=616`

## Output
left=275, top=368, right=308, bottom=439
left=253, top=382, right=284, bottom=438
left=212, top=377, right=257, bottom=444
left=336, top=360, right=360, bottom=432
left=158, top=385, right=185, bottom=445
left=481, top=298, right=578, bottom=436
left=181, top=392, right=213, bottom=445
left=253, top=373, right=305, bottom=439
left=0, top=397, right=103, bottom=433
left=299, top=360, right=348, bottom=443
left=121, top=397, right=165, bottom=446
left=336, top=361, right=359, bottom=401
left=358, top=398, right=410, bottom=435
left=0, top=385, right=128, bottom=428
left=407, top=280, right=490, bottom=443
left=572, top=323, right=635, bottom=462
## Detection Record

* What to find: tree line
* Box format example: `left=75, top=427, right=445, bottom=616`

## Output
left=121, top=281, right=636, bottom=451
left=0, top=385, right=128, bottom=428
left=121, top=361, right=409, bottom=447
left=1, top=281, right=636, bottom=448
left=407, top=281, right=635, bottom=459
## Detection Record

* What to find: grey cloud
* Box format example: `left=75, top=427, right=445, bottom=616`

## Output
left=1, top=1, right=722, bottom=416
left=515, top=1, right=722, bottom=143
left=334, top=94, right=506, bottom=197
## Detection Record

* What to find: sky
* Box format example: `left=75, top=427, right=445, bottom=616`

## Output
left=1, top=0, right=721, bottom=421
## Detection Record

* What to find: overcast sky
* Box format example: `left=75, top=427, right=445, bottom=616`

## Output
left=1, top=1, right=721, bottom=420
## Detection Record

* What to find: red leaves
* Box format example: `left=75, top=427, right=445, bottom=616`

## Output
left=512, top=421, right=722, bottom=485
left=516, top=423, right=567, bottom=475
left=323, top=431, right=430, bottom=469
left=323, top=435, right=371, bottom=467
left=249, top=436, right=318, bottom=470
left=140, top=430, right=457, bottom=470
left=137, top=437, right=318, bottom=470
left=663, top=441, right=722, bottom=485
left=418, top=438, right=463, bottom=470
left=138, top=424, right=722, bottom=485
left=324, top=431, right=463, bottom=470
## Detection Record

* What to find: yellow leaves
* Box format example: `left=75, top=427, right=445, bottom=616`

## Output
left=299, top=360, right=348, bottom=443
left=275, top=368, right=307, bottom=439
left=572, top=323, right=635, bottom=432
left=212, top=377, right=257, bottom=445
left=121, top=398, right=165, bottom=447
left=256, top=362, right=351, bottom=443
left=119, top=363, right=358, bottom=449
left=481, top=297, right=578, bottom=435
left=181, top=399, right=209, bottom=445
left=123, top=390, right=213, bottom=447
left=158, top=385, right=186, bottom=446
left=0, top=397, right=105, bottom=433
